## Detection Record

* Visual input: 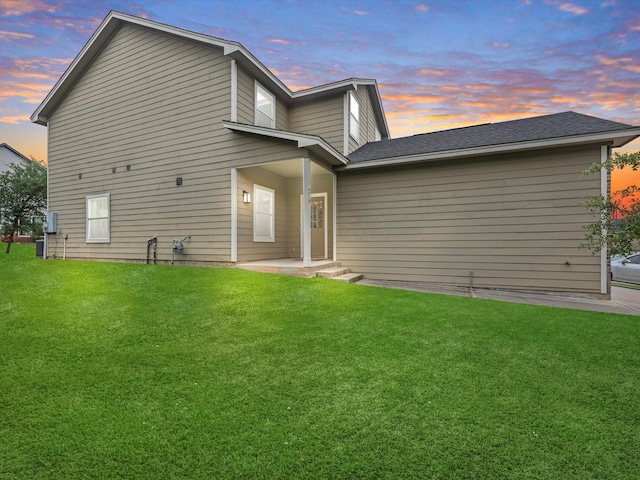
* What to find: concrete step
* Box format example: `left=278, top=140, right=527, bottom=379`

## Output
left=315, top=267, right=350, bottom=278
left=333, top=273, right=364, bottom=283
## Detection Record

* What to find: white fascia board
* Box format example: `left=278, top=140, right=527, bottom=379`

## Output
left=341, top=128, right=640, bottom=170
left=292, top=78, right=371, bottom=99
left=223, top=121, right=348, bottom=165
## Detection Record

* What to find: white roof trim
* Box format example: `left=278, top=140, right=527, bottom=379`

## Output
left=223, top=121, right=348, bottom=166
left=342, top=128, right=640, bottom=170
left=292, top=78, right=372, bottom=99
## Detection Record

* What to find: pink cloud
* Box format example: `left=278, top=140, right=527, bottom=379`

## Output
left=545, top=0, right=589, bottom=15
left=416, top=4, right=429, bottom=12
left=267, top=38, right=305, bottom=46
left=545, top=1, right=590, bottom=15
left=596, top=54, right=640, bottom=73
left=0, top=0, right=59, bottom=16
left=0, top=30, right=35, bottom=40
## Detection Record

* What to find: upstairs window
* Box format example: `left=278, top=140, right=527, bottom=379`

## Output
left=86, top=193, right=110, bottom=243
left=255, top=82, right=275, bottom=128
left=349, top=92, right=360, bottom=142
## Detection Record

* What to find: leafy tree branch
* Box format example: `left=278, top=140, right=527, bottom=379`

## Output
left=582, top=151, right=640, bottom=256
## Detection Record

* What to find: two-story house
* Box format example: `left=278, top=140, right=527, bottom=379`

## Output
left=31, top=11, right=640, bottom=296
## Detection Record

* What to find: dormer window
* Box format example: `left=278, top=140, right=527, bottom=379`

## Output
left=255, top=81, right=275, bottom=128
left=349, top=92, right=360, bottom=142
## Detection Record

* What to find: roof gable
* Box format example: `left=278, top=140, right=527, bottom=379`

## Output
left=348, top=112, right=640, bottom=165
left=0, top=143, right=30, bottom=163
left=31, top=11, right=389, bottom=138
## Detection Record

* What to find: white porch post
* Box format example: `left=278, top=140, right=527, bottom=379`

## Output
left=230, top=168, right=238, bottom=262
left=333, top=173, right=337, bottom=262
left=302, top=157, right=312, bottom=267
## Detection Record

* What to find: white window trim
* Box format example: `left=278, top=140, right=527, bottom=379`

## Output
left=86, top=193, right=110, bottom=243
left=255, top=80, right=276, bottom=128
left=253, top=184, right=275, bottom=243
left=349, top=91, right=360, bottom=143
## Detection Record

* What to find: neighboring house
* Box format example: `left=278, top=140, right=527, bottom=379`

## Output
left=31, top=11, right=640, bottom=297
left=0, top=143, right=31, bottom=173
left=0, top=143, right=43, bottom=243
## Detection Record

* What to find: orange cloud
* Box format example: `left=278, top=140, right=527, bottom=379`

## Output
left=597, top=75, right=640, bottom=89
left=0, top=82, right=52, bottom=104
left=597, top=54, right=640, bottom=74
left=418, top=68, right=448, bottom=76
left=382, top=93, right=448, bottom=104
left=459, top=101, right=494, bottom=108
left=416, top=4, right=429, bottom=12
left=587, top=92, right=631, bottom=111
left=492, top=42, right=510, bottom=48
left=0, top=114, right=28, bottom=124
left=550, top=96, right=581, bottom=103
left=513, top=87, right=550, bottom=94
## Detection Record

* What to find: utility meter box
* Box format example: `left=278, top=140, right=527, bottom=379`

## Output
left=46, top=212, right=58, bottom=233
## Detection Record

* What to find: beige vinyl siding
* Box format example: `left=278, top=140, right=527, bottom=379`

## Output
left=289, top=95, right=344, bottom=152
left=236, top=167, right=288, bottom=261
left=236, top=66, right=289, bottom=129
left=236, top=66, right=254, bottom=124
left=275, top=97, right=289, bottom=130
left=337, top=145, right=603, bottom=294
left=47, top=23, right=235, bottom=263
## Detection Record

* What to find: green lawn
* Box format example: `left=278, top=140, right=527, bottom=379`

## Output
left=2, top=244, right=639, bottom=479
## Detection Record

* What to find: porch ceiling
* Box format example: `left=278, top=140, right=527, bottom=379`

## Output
left=247, top=158, right=332, bottom=179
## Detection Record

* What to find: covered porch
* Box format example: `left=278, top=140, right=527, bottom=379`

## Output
left=231, top=155, right=337, bottom=267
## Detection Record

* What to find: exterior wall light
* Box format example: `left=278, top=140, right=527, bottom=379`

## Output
left=243, top=191, right=251, bottom=203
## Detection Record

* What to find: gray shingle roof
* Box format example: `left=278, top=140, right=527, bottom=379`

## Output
left=348, top=111, right=635, bottom=163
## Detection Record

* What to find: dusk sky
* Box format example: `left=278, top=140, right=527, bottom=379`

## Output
left=1, top=0, right=639, bottom=189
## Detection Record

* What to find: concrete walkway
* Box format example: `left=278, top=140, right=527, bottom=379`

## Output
left=358, top=279, right=640, bottom=315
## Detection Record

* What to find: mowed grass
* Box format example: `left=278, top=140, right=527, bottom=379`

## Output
left=1, top=244, right=639, bottom=479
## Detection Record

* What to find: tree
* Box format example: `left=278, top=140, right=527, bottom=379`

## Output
left=0, top=161, right=47, bottom=253
left=582, top=151, right=640, bottom=256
